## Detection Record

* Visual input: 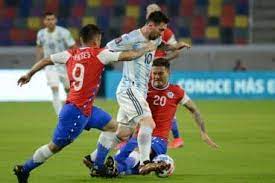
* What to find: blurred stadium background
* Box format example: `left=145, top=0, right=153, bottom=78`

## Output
left=1, top=0, right=275, bottom=182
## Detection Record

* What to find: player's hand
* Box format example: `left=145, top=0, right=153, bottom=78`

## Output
left=144, top=42, right=157, bottom=52
left=175, top=41, right=191, bottom=50
left=200, top=132, right=219, bottom=149
left=17, top=74, right=31, bottom=86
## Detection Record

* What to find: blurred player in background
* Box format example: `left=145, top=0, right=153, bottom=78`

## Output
left=36, top=12, right=76, bottom=115
left=106, top=58, right=218, bottom=176
left=146, top=4, right=184, bottom=148
left=14, top=24, right=156, bottom=183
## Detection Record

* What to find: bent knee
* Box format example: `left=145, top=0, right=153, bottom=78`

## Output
left=102, top=119, right=118, bottom=132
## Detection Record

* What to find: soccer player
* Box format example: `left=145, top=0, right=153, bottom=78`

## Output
left=107, top=58, right=218, bottom=175
left=146, top=3, right=184, bottom=148
left=104, top=11, right=190, bottom=175
left=13, top=24, right=156, bottom=183
left=36, top=12, right=76, bottom=115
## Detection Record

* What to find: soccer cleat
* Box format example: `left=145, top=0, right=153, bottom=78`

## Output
left=104, top=156, right=119, bottom=178
left=83, top=155, right=94, bottom=170
left=90, top=167, right=104, bottom=177
left=168, top=138, right=184, bottom=149
left=83, top=155, right=102, bottom=177
left=13, top=165, right=29, bottom=183
left=139, top=161, right=169, bottom=175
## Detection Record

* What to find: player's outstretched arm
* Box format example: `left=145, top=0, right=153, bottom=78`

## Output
left=158, top=41, right=191, bottom=51
left=17, top=58, right=54, bottom=86
left=158, top=41, right=191, bottom=52
left=183, top=100, right=219, bottom=149
left=118, top=42, right=157, bottom=61
left=164, top=50, right=180, bottom=61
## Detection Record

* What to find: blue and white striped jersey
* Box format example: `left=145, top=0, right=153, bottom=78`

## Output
left=106, top=29, right=162, bottom=97
left=37, top=26, right=75, bottom=57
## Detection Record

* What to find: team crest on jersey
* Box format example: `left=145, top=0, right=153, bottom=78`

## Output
left=167, top=91, right=174, bottom=98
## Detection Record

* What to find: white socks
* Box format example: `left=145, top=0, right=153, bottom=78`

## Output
left=129, top=151, right=140, bottom=168
left=137, top=126, right=153, bottom=165
left=90, top=132, right=117, bottom=161
left=33, top=145, right=54, bottom=163
left=52, top=89, right=62, bottom=115
left=98, top=132, right=117, bottom=149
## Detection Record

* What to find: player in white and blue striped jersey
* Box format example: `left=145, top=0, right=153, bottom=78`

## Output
left=36, top=12, right=76, bottom=115
left=102, top=11, right=190, bottom=175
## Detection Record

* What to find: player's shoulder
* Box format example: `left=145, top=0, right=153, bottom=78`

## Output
left=56, top=26, right=70, bottom=34
left=162, top=27, right=174, bottom=41
left=92, top=47, right=106, bottom=56
left=125, top=29, right=142, bottom=41
left=168, top=84, right=185, bottom=94
left=164, top=27, right=174, bottom=35
left=37, top=28, right=46, bottom=36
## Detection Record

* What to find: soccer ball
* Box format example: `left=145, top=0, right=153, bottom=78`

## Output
left=152, top=154, right=175, bottom=178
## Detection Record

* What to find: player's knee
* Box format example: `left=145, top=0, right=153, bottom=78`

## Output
left=51, top=86, right=59, bottom=92
left=139, top=116, right=155, bottom=129
left=102, top=119, right=118, bottom=132
left=48, top=142, right=62, bottom=153
left=116, top=128, right=132, bottom=141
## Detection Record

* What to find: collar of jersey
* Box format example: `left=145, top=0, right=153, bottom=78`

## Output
left=151, top=81, right=170, bottom=91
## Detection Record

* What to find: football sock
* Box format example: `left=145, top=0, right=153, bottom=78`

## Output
left=52, top=89, right=62, bottom=115
left=125, top=151, right=139, bottom=170
left=137, top=126, right=153, bottom=165
left=94, top=132, right=116, bottom=169
left=171, top=118, right=180, bottom=138
left=22, top=145, right=54, bottom=173
left=90, top=149, right=97, bottom=162
left=116, top=151, right=139, bottom=174
left=115, top=138, right=137, bottom=163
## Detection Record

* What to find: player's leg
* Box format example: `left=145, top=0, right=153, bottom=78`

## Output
left=116, top=88, right=155, bottom=173
left=110, top=137, right=138, bottom=174
left=113, top=137, right=168, bottom=175
left=84, top=106, right=119, bottom=172
left=169, top=117, right=184, bottom=148
left=14, top=104, right=88, bottom=182
left=45, top=66, right=62, bottom=115
left=109, top=150, right=140, bottom=175
left=137, top=116, right=155, bottom=164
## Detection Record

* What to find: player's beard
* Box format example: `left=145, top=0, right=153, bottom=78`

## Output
left=153, top=81, right=164, bottom=88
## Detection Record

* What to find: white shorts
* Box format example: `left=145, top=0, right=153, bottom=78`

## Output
left=116, top=87, right=152, bottom=126
left=45, top=64, right=69, bottom=89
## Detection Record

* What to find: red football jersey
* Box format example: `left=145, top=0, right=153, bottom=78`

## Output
left=147, top=82, right=190, bottom=140
left=155, top=27, right=177, bottom=58
left=50, top=47, right=120, bottom=116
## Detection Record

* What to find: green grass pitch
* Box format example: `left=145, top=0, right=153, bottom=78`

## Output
left=1, top=100, right=275, bottom=183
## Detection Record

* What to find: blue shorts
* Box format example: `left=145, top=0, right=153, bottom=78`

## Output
left=115, top=136, right=167, bottom=163
left=52, top=103, right=112, bottom=147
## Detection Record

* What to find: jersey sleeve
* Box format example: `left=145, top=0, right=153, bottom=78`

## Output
left=167, top=34, right=177, bottom=45
left=50, top=51, right=71, bottom=64
left=106, top=33, right=133, bottom=51
left=180, top=93, right=190, bottom=105
left=63, top=29, right=76, bottom=47
left=97, top=49, right=121, bottom=65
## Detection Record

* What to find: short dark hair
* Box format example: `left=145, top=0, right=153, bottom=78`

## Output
left=44, top=12, right=55, bottom=18
left=146, top=11, right=169, bottom=25
left=152, top=58, right=170, bottom=69
left=79, top=24, right=102, bottom=43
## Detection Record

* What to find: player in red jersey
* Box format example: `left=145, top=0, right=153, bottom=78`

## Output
left=14, top=24, right=157, bottom=182
left=146, top=3, right=185, bottom=148
left=105, top=58, right=218, bottom=176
